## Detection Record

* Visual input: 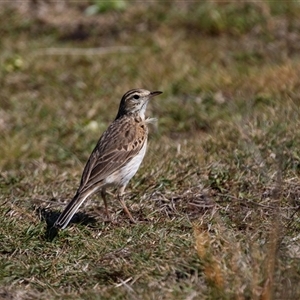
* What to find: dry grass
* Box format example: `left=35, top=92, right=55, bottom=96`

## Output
left=1, top=1, right=300, bottom=299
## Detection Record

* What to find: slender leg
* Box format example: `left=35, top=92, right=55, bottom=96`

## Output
left=118, top=186, right=136, bottom=223
left=101, top=188, right=110, bottom=220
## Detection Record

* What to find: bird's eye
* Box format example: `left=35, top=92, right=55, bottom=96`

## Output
left=133, top=95, right=140, bottom=100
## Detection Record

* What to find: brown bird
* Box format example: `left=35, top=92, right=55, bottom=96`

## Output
left=54, top=89, right=162, bottom=229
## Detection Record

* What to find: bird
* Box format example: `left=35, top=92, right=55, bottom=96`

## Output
left=54, top=89, right=163, bottom=229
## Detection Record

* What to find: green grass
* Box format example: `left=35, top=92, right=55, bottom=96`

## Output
left=1, top=1, right=300, bottom=299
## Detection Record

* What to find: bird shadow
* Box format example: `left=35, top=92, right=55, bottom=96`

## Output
left=38, top=207, right=97, bottom=242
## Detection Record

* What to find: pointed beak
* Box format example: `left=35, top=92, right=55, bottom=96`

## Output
left=150, top=91, right=163, bottom=98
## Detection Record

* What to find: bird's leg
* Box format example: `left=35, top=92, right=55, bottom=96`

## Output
left=118, top=186, right=136, bottom=223
left=101, top=188, right=110, bottom=220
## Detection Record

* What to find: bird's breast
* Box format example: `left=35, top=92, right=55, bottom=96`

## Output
left=117, top=139, right=148, bottom=186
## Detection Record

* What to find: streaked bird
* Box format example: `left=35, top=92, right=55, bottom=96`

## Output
left=54, top=89, right=162, bottom=229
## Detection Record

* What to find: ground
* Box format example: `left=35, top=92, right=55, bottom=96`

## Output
left=0, top=1, right=300, bottom=299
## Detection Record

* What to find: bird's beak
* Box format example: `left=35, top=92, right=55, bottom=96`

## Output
left=150, top=91, right=163, bottom=98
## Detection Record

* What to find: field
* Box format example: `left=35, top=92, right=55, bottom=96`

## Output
left=1, top=1, right=300, bottom=299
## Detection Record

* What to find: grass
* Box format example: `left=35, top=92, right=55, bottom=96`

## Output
left=1, top=1, right=300, bottom=299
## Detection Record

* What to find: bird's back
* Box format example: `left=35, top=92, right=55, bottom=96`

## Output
left=77, top=114, right=148, bottom=195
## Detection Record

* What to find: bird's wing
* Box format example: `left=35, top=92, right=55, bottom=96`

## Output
left=77, top=117, right=147, bottom=194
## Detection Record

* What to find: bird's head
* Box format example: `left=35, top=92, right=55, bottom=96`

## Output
left=116, top=89, right=162, bottom=120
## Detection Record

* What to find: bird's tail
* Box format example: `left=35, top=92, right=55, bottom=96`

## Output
left=54, top=188, right=96, bottom=229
